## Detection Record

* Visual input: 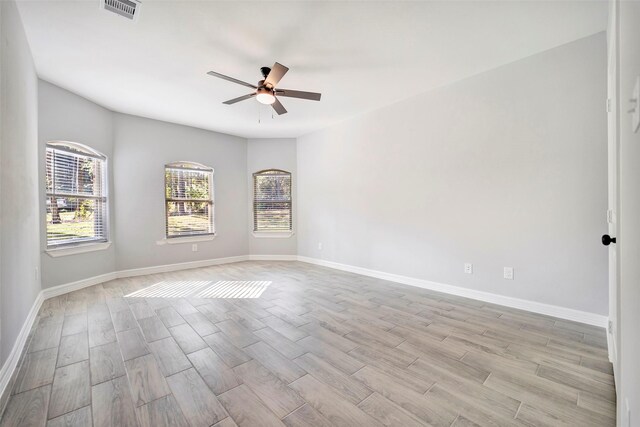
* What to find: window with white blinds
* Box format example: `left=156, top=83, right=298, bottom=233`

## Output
left=45, top=142, right=108, bottom=247
left=165, top=162, right=214, bottom=238
left=253, top=169, right=292, bottom=231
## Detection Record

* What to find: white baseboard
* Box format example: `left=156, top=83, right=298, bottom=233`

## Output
left=116, top=255, right=250, bottom=278
left=42, top=272, right=118, bottom=300
left=249, top=254, right=298, bottom=261
left=0, top=292, right=44, bottom=409
left=297, top=256, right=608, bottom=328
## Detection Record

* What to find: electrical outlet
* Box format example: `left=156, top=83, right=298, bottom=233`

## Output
left=504, top=267, right=514, bottom=280
left=318, top=242, right=323, bottom=250
left=192, top=244, right=198, bottom=252
left=464, top=263, right=473, bottom=274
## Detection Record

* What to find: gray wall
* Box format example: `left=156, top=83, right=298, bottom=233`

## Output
left=247, top=138, right=297, bottom=256
left=297, top=33, right=608, bottom=315
left=0, top=0, right=41, bottom=362
left=38, top=81, right=116, bottom=288
left=618, top=0, right=640, bottom=422
left=113, top=114, right=248, bottom=271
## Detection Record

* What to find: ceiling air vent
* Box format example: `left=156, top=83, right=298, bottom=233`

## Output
left=101, top=0, right=141, bottom=21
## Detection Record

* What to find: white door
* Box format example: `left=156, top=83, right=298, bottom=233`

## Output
left=615, top=0, right=640, bottom=424
left=605, top=0, right=619, bottom=377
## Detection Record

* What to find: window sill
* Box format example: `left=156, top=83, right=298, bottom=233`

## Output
left=46, top=241, right=112, bottom=258
left=252, top=231, right=295, bottom=239
left=156, top=234, right=216, bottom=245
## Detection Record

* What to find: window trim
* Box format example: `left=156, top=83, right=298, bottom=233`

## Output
left=252, top=168, right=293, bottom=233
left=45, top=141, right=110, bottom=249
left=164, top=161, right=215, bottom=239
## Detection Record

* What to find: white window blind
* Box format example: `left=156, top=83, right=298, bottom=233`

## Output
left=165, top=162, right=214, bottom=238
left=45, top=142, right=108, bottom=247
left=253, top=169, right=292, bottom=231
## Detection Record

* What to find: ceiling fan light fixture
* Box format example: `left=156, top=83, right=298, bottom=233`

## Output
left=256, top=88, right=276, bottom=105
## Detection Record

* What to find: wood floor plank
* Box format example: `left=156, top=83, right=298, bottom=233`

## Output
left=135, top=395, right=189, bottom=427
left=0, top=385, right=51, bottom=427
left=169, top=323, right=208, bottom=354
left=157, top=306, right=186, bottom=328
left=217, top=384, right=285, bottom=427
left=116, top=328, right=150, bottom=361
left=14, top=348, right=58, bottom=394
left=47, top=405, right=91, bottom=427
left=90, top=342, right=126, bottom=385
left=183, top=311, right=219, bottom=337
left=92, top=376, right=138, bottom=427
left=244, top=341, right=307, bottom=384
left=289, top=374, right=384, bottom=427
left=61, top=313, right=88, bottom=337
left=167, top=368, right=229, bottom=426
left=282, top=404, right=334, bottom=427
left=357, top=392, right=426, bottom=427
left=255, top=327, right=306, bottom=359
left=352, top=365, right=456, bottom=427
left=188, top=347, right=241, bottom=395
left=216, top=319, right=261, bottom=348
left=148, top=337, right=192, bottom=377
left=57, top=332, right=89, bottom=368
left=262, top=315, right=309, bottom=341
left=137, top=316, right=171, bottom=343
left=297, top=336, right=365, bottom=375
left=48, top=360, right=91, bottom=419
left=203, top=332, right=252, bottom=368
left=88, top=305, right=117, bottom=348
left=124, top=354, right=171, bottom=407
left=293, top=353, right=372, bottom=405
left=111, top=309, right=137, bottom=333
left=233, top=359, right=305, bottom=418
left=29, top=322, right=63, bottom=353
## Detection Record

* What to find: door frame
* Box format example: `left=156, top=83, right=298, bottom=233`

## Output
left=606, top=0, right=620, bottom=379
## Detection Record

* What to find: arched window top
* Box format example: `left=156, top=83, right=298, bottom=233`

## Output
left=166, top=161, right=213, bottom=173
left=47, top=140, right=106, bottom=160
left=253, top=169, right=291, bottom=176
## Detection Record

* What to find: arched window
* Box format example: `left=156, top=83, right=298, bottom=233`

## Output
left=45, top=141, right=108, bottom=247
left=165, top=161, right=214, bottom=238
left=253, top=169, right=292, bottom=231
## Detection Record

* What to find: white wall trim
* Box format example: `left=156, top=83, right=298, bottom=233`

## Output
left=249, top=254, right=298, bottom=261
left=41, top=272, right=118, bottom=300
left=0, top=292, right=44, bottom=409
left=116, top=255, right=249, bottom=278
left=297, top=256, right=608, bottom=328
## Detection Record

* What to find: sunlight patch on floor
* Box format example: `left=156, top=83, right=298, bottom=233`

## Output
left=124, top=280, right=271, bottom=299
left=125, top=280, right=211, bottom=298
left=193, top=280, right=271, bottom=298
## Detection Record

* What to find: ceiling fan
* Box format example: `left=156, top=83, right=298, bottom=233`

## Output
left=206, top=62, right=321, bottom=115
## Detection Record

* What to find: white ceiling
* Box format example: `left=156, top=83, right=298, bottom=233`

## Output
left=16, top=0, right=607, bottom=139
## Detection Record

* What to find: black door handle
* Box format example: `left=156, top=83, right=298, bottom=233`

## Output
left=602, top=234, right=616, bottom=246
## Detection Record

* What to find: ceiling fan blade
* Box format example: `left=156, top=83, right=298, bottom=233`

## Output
left=264, top=62, right=289, bottom=88
left=275, top=89, right=321, bottom=101
left=272, top=97, right=287, bottom=115
left=223, top=93, right=256, bottom=105
left=207, top=71, right=257, bottom=89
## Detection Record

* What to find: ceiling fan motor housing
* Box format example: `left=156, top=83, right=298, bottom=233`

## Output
left=260, top=67, right=272, bottom=79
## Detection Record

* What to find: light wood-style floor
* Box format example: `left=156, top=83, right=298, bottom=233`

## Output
left=0, top=261, right=615, bottom=427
